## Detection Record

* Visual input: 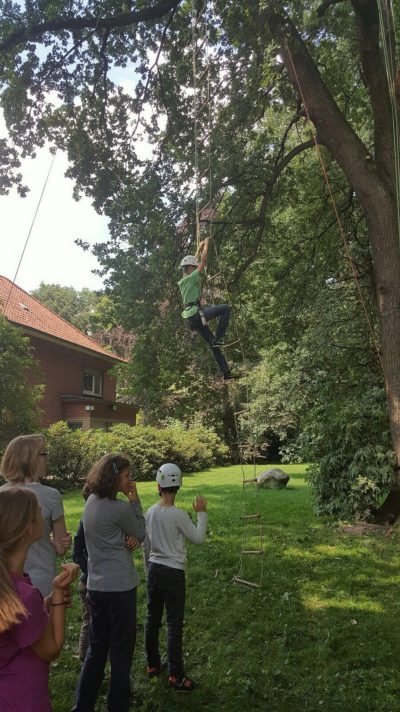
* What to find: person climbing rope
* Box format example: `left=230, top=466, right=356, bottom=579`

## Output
left=178, top=237, right=235, bottom=380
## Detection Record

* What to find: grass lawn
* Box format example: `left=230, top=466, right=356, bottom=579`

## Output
left=51, top=464, right=400, bottom=711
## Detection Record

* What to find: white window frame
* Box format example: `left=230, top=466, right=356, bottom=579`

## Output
left=83, top=368, right=103, bottom=397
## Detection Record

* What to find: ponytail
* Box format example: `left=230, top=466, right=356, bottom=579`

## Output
left=0, top=489, right=39, bottom=633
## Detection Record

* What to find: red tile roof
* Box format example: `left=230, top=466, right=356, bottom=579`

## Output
left=0, top=276, right=124, bottom=362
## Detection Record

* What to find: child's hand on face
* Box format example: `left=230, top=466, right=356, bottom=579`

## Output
left=192, top=495, right=207, bottom=513
left=127, top=482, right=139, bottom=502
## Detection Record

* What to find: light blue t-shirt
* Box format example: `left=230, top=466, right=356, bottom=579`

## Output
left=0, top=481, right=64, bottom=597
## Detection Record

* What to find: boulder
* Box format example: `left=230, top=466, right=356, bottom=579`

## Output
left=257, top=468, right=290, bottom=489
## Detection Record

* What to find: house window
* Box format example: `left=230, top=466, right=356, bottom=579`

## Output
left=83, top=369, right=103, bottom=397
left=67, top=421, right=83, bottom=431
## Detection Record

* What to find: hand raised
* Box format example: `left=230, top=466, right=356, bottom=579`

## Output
left=192, top=495, right=207, bottom=513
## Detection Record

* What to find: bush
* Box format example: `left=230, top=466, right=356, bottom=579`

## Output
left=301, top=388, right=394, bottom=519
left=44, top=422, right=228, bottom=489
left=44, top=422, right=94, bottom=491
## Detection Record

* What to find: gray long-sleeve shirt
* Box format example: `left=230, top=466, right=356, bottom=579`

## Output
left=143, top=503, right=208, bottom=571
left=84, top=494, right=145, bottom=592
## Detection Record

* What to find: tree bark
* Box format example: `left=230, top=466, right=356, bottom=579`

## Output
left=266, top=2, right=400, bottom=514
left=0, top=0, right=181, bottom=53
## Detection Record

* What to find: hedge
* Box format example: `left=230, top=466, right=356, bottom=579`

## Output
left=39, top=421, right=228, bottom=491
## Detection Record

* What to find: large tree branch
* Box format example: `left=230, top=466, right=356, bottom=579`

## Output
left=264, top=6, right=392, bottom=223
left=232, top=139, right=317, bottom=283
left=0, top=0, right=181, bottom=54
left=317, top=0, right=346, bottom=15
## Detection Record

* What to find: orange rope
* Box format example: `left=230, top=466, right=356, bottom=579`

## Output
left=285, top=41, right=387, bottom=380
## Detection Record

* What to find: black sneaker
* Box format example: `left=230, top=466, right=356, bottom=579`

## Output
left=212, top=338, right=225, bottom=348
left=168, top=675, right=196, bottom=692
left=225, top=370, right=243, bottom=380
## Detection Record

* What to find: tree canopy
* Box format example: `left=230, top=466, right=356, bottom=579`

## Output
left=0, top=315, right=43, bottom=449
left=1, top=0, right=400, bottom=518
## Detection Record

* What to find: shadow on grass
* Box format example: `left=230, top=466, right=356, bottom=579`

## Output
left=54, top=466, right=399, bottom=712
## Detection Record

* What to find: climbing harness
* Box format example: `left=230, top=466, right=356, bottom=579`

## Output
left=191, top=0, right=264, bottom=589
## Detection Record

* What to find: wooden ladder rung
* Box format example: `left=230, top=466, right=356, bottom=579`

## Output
left=199, top=165, right=210, bottom=180
left=234, top=442, right=256, bottom=449
left=199, top=199, right=211, bottom=214
left=234, top=409, right=248, bottom=416
left=242, top=550, right=263, bottom=555
left=195, top=99, right=210, bottom=118
left=195, top=36, right=207, bottom=57
left=243, top=478, right=258, bottom=485
left=240, top=512, right=260, bottom=519
left=233, top=576, right=261, bottom=589
left=198, top=130, right=212, bottom=147
left=220, top=340, right=240, bottom=349
left=206, top=271, right=221, bottom=281
left=197, top=65, right=210, bottom=86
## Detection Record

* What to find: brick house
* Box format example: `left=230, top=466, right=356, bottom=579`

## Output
left=0, top=276, right=137, bottom=430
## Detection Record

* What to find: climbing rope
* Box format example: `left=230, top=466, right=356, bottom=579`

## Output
left=2, top=153, right=56, bottom=314
left=284, top=40, right=387, bottom=381
left=377, top=0, right=400, bottom=250
left=191, top=0, right=264, bottom=589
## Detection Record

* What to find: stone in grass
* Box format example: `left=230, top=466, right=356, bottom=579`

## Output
left=257, top=468, right=290, bottom=489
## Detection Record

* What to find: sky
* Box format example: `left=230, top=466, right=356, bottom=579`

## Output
left=1, top=112, right=110, bottom=294
left=0, top=58, right=148, bottom=295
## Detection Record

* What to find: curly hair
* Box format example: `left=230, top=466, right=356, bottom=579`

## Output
left=86, top=453, right=131, bottom=499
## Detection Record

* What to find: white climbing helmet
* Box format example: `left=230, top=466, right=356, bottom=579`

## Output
left=156, top=463, right=182, bottom=488
left=179, top=255, right=199, bottom=269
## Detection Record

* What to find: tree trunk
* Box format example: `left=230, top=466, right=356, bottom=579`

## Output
left=266, top=2, right=400, bottom=518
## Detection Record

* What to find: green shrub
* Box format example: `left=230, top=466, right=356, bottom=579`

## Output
left=44, top=422, right=94, bottom=490
left=44, top=422, right=228, bottom=489
left=301, top=388, right=394, bottom=519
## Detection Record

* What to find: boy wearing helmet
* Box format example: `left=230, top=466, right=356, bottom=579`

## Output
left=143, top=463, right=207, bottom=692
left=178, top=236, right=234, bottom=380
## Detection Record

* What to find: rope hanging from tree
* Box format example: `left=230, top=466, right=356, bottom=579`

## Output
left=376, top=0, right=400, bottom=250
left=191, top=0, right=264, bottom=590
left=284, top=39, right=387, bottom=382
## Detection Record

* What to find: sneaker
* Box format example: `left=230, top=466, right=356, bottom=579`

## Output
left=147, top=663, right=166, bottom=679
left=224, top=370, right=242, bottom=380
left=168, top=675, right=196, bottom=692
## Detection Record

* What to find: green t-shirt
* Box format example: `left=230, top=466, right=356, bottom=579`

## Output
left=178, top=269, right=203, bottom=318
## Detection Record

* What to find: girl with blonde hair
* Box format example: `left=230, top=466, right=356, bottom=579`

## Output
left=0, top=434, right=71, bottom=596
left=0, top=488, right=79, bottom=711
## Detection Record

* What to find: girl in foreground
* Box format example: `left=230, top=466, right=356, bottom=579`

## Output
left=72, top=453, right=145, bottom=712
left=0, top=488, right=79, bottom=712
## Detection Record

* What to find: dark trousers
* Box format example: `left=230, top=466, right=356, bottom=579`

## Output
left=71, top=588, right=137, bottom=712
left=145, top=563, right=186, bottom=679
left=187, top=303, right=231, bottom=375
left=78, top=580, right=90, bottom=663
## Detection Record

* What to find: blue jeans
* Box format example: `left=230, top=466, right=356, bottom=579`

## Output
left=145, top=563, right=186, bottom=678
left=187, top=304, right=231, bottom=375
left=71, top=588, right=137, bottom=712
